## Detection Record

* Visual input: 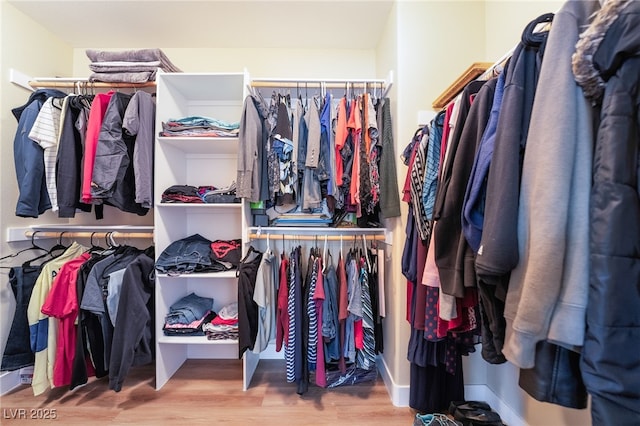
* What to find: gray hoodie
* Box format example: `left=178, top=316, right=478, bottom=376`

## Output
left=502, top=0, right=599, bottom=369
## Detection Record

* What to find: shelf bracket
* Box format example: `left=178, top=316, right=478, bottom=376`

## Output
left=10, top=68, right=35, bottom=92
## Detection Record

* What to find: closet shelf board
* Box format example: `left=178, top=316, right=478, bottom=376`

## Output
left=157, top=271, right=238, bottom=279
left=432, top=62, right=493, bottom=109
left=158, top=136, right=238, bottom=155
left=155, top=203, right=241, bottom=210
left=158, top=336, right=239, bottom=345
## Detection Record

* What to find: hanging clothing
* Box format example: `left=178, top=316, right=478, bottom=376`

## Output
left=409, top=128, right=431, bottom=241
left=28, top=96, right=64, bottom=212
left=313, top=257, right=327, bottom=388
left=40, top=252, right=92, bottom=388
left=71, top=251, right=110, bottom=390
left=80, top=246, right=142, bottom=372
left=252, top=248, right=277, bottom=353
left=81, top=91, right=114, bottom=205
left=122, top=91, right=155, bottom=209
left=322, top=259, right=340, bottom=363
left=56, top=95, right=93, bottom=217
left=1, top=265, right=42, bottom=371
left=237, top=95, right=265, bottom=202
left=27, top=242, right=87, bottom=395
left=433, top=77, right=496, bottom=299
left=12, top=89, right=65, bottom=217
left=91, top=92, right=148, bottom=215
left=285, top=248, right=299, bottom=383
left=237, top=247, right=263, bottom=358
left=275, top=253, right=289, bottom=352
left=377, top=98, right=401, bottom=219
left=356, top=258, right=376, bottom=371
left=108, top=252, right=155, bottom=392
left=572, top=0, right=640, bottom=423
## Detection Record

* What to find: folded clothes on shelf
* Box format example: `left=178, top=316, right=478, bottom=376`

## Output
left=161, top=183, right=240, bottom=204
left=165, top=292, right=214, bottom=325
left=155, top=234, right=220, bottom=274
left=155, top=234, right=242, bottom=275
left=203, top=302, right=238, bottom=341
left=163, top=311, right=217, bottom=337
left=160, top=116, right=240, bottom=137
left=86, top=48, right=181, bottom=83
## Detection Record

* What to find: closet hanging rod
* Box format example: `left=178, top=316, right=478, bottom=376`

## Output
left=28, top=80, right=157, bottom=90
left=24, top=231, right=153, bottom=240
left=249, top=233, right=385, bottom=242
left=250, top=80, right=386, bottom=90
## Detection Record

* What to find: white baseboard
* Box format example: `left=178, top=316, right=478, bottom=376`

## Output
left=376, top=358, right=526, bottom=426
left=0, top=370, right=21, bottom=396
left=376, top=356, right=410, bottom=407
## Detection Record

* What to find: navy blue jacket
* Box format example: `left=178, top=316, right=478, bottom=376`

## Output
left=12, top=89, right=65, bottom=217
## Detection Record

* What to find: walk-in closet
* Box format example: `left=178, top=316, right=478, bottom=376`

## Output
left=2, top=1, right=637, bottom=425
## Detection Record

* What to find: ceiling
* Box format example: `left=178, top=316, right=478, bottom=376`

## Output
left=8, top=0, right=395, bottom=49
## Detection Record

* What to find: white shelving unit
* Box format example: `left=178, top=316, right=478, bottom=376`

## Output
left=153, top=72, right=392, bottom=392
left=153, top=72, right=255, bottom=390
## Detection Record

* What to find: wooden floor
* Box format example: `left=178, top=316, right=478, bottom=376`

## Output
left=0, top=359, right=414, bottom=425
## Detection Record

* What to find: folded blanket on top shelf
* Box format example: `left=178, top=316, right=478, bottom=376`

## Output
left=86, top=48, right=182, bottom=83
left=89, top=63, right=161, bottom=73
left=89, top=71, right=155, bottom=84
left=86, top=48, right=182, bottom=72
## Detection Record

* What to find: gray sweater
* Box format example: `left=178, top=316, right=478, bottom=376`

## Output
left=503, top=0, right=599, bottom=369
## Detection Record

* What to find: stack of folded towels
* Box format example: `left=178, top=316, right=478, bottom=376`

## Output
left=86, top=48, right=182, bottom=83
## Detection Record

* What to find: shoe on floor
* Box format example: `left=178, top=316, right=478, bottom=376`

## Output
left=452, top=407, right=503, bottom=426
left=448, top=400, right=492, bottom=414
left=414, top=412, right=463, bottom=426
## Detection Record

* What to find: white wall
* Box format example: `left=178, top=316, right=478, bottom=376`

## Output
left=484, top=1, right=564, bottom=60
left=392, top=0, right=487, bottom=390
left=373, top=1, right=409, bottom=398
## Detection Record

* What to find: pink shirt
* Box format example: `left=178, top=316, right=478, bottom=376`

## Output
left=334, top=97, right=348, bottom=187
left=81, top=92, right=114, bottom=203
left=275, top=256, right=289, bottom=352
left=41, top=253, right=92, bottom=388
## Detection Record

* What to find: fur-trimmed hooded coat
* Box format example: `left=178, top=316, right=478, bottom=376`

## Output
left=572, top=1, right=640, bottom=424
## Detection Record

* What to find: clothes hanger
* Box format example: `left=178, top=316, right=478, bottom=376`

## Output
left=0, top=231, right=48, bottom=261
left=20, top=231, right=58, bottom=268
left=87, top=232, right=107, bottom=254
left=108, top=231, right=119, bottom=248
left=281, top=234, right=286, bottom=260
left=362, top=234, right=371, bottom=272
left=47, top=231, right=69, bottom=258
left=322, top=234, right=328, bottom=273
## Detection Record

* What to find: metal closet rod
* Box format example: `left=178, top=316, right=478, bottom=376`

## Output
left=249, top=233, right=385, bottom=242
left=25, top=230, right=153, bottom=239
